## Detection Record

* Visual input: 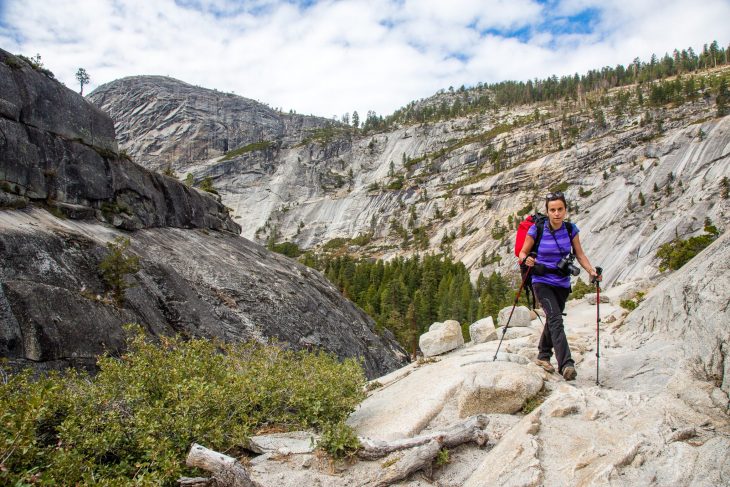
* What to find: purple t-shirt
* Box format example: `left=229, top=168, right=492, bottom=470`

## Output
left=527, top=221, right=579, bottom=288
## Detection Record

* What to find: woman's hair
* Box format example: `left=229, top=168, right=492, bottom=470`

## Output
left=545, top=191, right=567, bottom=210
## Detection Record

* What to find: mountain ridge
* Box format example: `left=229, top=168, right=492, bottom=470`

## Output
left=89, top=66, right=730, bottom=290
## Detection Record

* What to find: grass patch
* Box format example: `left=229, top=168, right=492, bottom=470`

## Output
left=521, top=388, right=550, bottom=415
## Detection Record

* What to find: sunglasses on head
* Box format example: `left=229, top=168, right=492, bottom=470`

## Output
left=545, top=191, right=564, bottom=200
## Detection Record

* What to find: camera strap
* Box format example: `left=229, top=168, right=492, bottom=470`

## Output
left=548, top=223, right=572, bottom=257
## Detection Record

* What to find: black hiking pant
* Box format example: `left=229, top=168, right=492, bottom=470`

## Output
left=533, top=283, right=573, bottom=373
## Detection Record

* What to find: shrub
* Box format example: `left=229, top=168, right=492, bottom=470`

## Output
left=197, top=177, right=218, bottom=195
left=386, top=177, right=404, bottom=191
left=4, top=55, right=23, bottom=69
left=491, top=221, right=506, bottom=240
left=549, top=181, right=569, bottom=194
left=99, top=237, right=140, bottom=305
left=569, top=277, right=593, bottom=300
left=322, top=237, right=349, bottom=251
left=161, top=165, right=177, bottom=178
left=516, top=203, right=532, bottom=217
left=316, top=421, right=361, bottom=459
left=0, top=329, right=366, bottom=485
left=620, top=299, right=638, bottom=311
left=269, top=241, right=302, bottom=258
left=435, top=448, right=450, bottom=467
left=655, top=227, right=719, bottom=272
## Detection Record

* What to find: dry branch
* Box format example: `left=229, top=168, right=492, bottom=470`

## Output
left=367, top=439, right=442, bottom=487
left=178, top=443, right=261, bottom=487
left=357, top=414, right=488, bottom=460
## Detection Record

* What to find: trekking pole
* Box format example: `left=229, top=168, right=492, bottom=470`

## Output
left=493, top=256, right=534, bottom=361
left=591, top=267, right=603, bottom=385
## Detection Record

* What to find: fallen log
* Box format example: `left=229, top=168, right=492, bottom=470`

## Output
left=357, top=413, right=488, bottom=460
left=367, top=438, right=442, bottom=487
left=178, top=443, right=261, bottom=487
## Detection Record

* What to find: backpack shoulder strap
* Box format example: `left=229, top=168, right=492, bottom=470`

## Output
left=566, top=222, right=576, bottom=249
left=533, top=215, right=546, bottom=253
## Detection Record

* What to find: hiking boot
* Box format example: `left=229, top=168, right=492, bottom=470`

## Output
left=535, top=359, right=555, bottom=373
left=562, top=365, right=577, bottom=381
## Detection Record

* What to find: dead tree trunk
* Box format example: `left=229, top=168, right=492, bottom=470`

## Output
left=367, top=438, right=442, bottom=487
left=358, top=414, right=488, bottom=460
left=178, top=443, right=260, bottom=487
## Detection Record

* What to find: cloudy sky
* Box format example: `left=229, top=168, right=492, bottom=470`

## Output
left=1, top=0, right=728, bottom=119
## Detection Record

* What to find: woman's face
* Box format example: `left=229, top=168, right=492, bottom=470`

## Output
left=547, top=199, right=566, bottom=224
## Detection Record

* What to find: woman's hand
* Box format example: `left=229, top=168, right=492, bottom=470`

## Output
left=589, top=268, right=602, bottom=282
left=522, top=255, right=535, bottom=267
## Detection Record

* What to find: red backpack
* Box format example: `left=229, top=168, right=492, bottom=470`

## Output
left=514, top=213, right=547, bottom=257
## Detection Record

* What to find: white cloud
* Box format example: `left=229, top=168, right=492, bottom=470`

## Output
left=0, top=0, right=727, bottom=118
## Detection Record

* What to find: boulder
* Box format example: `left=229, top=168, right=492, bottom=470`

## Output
left=586, top=293, right=610, bottom=305
left=458, top=362, right=544, bottom=416
left=469, top=317, right=496, bottom=343
left=419, top=320, right=464, bottom=357
left=497, top=305, right=531, bottom=327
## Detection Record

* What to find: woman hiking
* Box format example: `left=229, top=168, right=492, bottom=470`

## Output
left=517, top=192, right=601, bottom=381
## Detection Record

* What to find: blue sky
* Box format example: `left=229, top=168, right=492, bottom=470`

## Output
left=1, top=0, right=728, bottom=118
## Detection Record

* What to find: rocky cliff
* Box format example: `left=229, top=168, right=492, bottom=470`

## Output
left=0, top=49, right=407, bottom=378
left=89, top=75, right=334, bottom=172
left=89, top=71, right=730, bottom=288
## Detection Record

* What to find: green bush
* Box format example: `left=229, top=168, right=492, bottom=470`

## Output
left=549, top=181, right=569, bottom=194
left=656, top=227, right=719, bottom=272
left=269, top=241, right=302, bottom=258
left=316, top=421, right=361, bottom=459
left=386, top=177, right=404, bottom=190
left=0, top=329, right=366, bottom=485
left=516, top=204, right=532, bottom=217
left=620, top=299, right=638, bottom=311
left=569, top=277, right=593, bottom=300
left=197, top=177, right=218, bottom=195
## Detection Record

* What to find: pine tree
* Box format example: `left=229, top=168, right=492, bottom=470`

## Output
left=99, top=237, right=140, bottom=305
left=716, top=78, right=729, bottom=116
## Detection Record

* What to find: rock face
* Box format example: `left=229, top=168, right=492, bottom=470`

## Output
left=0, top=50, right=239, bottom=234
left=622, top=231, right=730, bottom=400
left=0, top=48, right=407, bottom=379
left=88, top=75, right=333, bottom=172
left=419, top=320, right=464, bottom=357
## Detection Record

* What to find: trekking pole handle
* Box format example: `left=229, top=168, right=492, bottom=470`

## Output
left=591, top=266, right=603, bottom=285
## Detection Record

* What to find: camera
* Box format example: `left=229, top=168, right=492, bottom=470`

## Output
left=557, top=254, right=581, bottom=276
